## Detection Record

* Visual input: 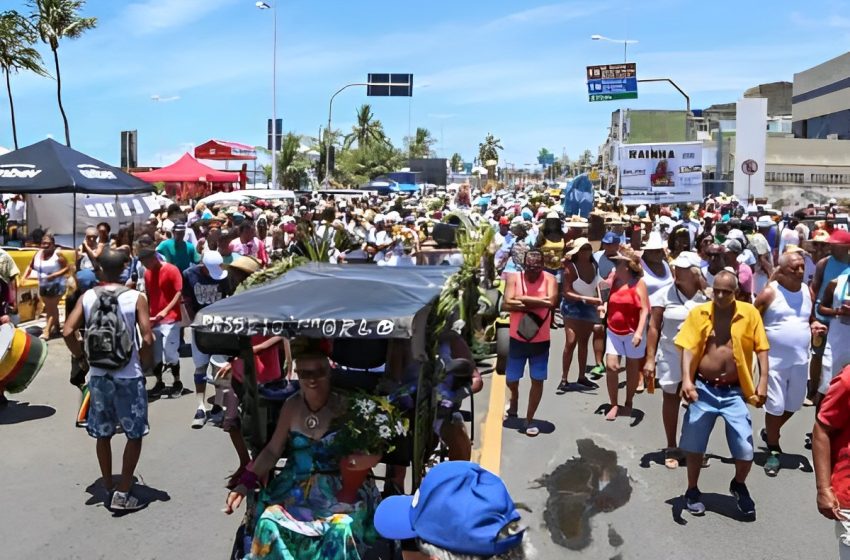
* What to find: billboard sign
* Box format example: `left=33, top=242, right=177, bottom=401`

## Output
left=587, top=63, right=637, bottom=102
left=617, top=141, right=703, bottom=204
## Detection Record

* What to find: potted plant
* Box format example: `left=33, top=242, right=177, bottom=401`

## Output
left=333, top=393, right=408, bottom=503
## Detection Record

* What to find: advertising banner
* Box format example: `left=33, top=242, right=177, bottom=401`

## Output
left=617, top=141, right=703, bottom=205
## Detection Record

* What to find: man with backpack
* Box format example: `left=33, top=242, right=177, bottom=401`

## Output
left=63, top=248, right=154, bottom=511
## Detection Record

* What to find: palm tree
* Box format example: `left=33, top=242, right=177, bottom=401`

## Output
left=478, top=133, right=503, bottom=166
left=30, top=0, right=97, bottom=147
left=405, top=127, right=435, bottom=158
left=450, top=152, right=463, bottom=172
left=0, top=10, right=49, bottom=149
left=343, top=104, right=387, bottom=149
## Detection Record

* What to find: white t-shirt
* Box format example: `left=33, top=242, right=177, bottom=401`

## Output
left=653, top=285, right=709, bottom=383
left=7, top=200, right=25, bottom=222
left=82, top=287, right=144, bottom=380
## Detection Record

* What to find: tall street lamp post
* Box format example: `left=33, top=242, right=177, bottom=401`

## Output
left=590, top=34, right=638, bottom=63
left=256, top=1, right=277, bottom=188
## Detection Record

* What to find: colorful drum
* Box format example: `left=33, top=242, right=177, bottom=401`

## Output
left=0, top=324, right=48, bottom=394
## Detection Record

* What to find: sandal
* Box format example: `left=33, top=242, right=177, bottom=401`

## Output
left=504, top=404, right=518, bottom=420
left=605, top=405, right=619, bottom=421
left=556, top=380, right=570, bottom=394
left=525, top=424, right=540, bottom=437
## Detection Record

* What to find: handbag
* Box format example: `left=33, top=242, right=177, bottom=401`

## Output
left=516, top=273, right=550, bottom=341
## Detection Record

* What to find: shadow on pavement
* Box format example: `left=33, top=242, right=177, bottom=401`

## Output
left=753, top=450, right=814, bottom=473
left=593, top=404, right=645, bottom=426
left=502, top=415, right=556, bottom=435
left=665, top=493, right=756, bottom=524
left=0, top=400, right=56, bottom=424
left=86, top=475, right=171, bottom=515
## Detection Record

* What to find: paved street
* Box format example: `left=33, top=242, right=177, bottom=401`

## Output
left=491, top=331, right=834, bottom=560
left=2, top=337, right=236, bottom=559
left=1, top=330, right=835, bottom=559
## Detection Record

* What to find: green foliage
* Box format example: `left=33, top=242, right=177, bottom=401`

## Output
left=333, top=392, right=409, bottom=456
left=29, top=0, right=97, bottom=50
left=404, top=127, right=435, bottom=158
left=237, top=254, right=306, bottom=292
left=343, top=104, right=388, bottom=150
left=275, top=133, right=310, bottom=189
left=335, top=141, right=405, bottom=187
left=449, top=152, right=463, bottom=172
left=478, top=133, right=503, bottom=166
left=0, top=11, right=49, bottom=77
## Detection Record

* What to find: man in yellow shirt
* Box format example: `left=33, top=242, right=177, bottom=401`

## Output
left=675, top=269, right=770, bottom=517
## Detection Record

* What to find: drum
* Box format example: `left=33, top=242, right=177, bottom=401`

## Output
left=0, top=324, right=48, bottom=394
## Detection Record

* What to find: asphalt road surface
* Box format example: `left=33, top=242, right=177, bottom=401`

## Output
left=1, top=331, right=835, bottom=560
left=493, top=329, right=835, bottom=560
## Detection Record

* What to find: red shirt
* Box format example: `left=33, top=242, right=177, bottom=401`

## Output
left=818, top=366, right=850, bottom=506
left=607, top=279, right=641, bottom=335
left=231, top=335, right=283, bottom=385
left=144, top=262, right=183, bottom=323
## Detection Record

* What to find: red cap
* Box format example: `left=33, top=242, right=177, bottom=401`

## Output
left=829, top=229, right=850, bottom=244
left=499, top=217, right=509, bottom=225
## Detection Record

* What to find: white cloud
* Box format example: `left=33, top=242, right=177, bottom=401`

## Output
left=483, top=2, right=610, bottom=30
left=121, top=0, right=239, bottom=35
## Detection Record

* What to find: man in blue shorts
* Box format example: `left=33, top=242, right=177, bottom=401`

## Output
left=63, top=249, right=155, bottom=511
left=501, top=249, right=558, bottom=437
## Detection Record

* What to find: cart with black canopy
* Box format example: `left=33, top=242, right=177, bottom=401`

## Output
left=192, top=262, right=461, bottom=558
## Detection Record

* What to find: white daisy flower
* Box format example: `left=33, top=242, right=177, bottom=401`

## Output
left=379, top=425, right=392, bottom=439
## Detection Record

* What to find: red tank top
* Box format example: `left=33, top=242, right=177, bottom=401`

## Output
left=607, top=279, right=641, bottom=335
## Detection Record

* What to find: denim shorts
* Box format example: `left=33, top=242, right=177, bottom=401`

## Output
left=506, top=339, right=550, bottom=382
left=679, top=380, right=753, bottom=461
left=86, top=375, right=149, bottom=439
left=561, top=300, right=601, bottom=324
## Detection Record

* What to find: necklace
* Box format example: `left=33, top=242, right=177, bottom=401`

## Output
left=303, top=395, right=328, bottom=431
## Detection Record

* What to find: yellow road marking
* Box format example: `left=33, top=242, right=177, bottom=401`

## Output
left=478, top=372, right=506, bottom=474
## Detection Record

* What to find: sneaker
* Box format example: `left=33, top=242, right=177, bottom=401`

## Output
left=588, top=364, right=605, bottom=379
left=684, top=487, right=705, bottom=515
left=191, top=408, right=207, bottom=429
left=208, top=406, right=224, bottom=427
left=168, top=381, right=184, bottom=398
left=148, top=380, right=166, bottom=398
left=110, top=490, right=144, bottom=511
left=764, top=452, right=780, bottom=477
left=729, top=479, right=756, bottom=516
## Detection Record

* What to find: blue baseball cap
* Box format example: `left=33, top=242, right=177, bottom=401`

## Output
left=602, top=231, right=619, bottom=244
left=76, top=269, right=98, bottom=291
left=374, top=461, right=523, bottom=556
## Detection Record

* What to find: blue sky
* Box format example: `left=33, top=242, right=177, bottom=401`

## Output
left=1, top=0, right=848, bottom=170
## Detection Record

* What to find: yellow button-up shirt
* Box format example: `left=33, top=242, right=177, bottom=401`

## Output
left=674, top=301, right=770, bottom=401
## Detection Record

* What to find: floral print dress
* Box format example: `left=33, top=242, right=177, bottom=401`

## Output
left=247, top=430, right=380, bottom=560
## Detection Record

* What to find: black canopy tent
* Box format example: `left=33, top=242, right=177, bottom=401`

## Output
left=0, top=138, right=152, bottom=244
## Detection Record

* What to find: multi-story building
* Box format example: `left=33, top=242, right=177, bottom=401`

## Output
left=792, top=52, right=850, bottom=139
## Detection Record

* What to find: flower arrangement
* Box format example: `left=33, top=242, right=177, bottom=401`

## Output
left=334, top=393, right=409, bottom=457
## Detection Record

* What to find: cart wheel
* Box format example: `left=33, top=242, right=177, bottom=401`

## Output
left=495, top=327, right=509, bottom=375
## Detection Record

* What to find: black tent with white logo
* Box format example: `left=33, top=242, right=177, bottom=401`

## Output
left=0, top=139, right=153, bottom=245
left=0, top=138, right=150, bottom=195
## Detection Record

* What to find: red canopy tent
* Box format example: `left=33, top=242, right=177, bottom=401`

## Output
left=134, top=153, right=241, bottom=201
left=194, top=139, right=257, bottom=161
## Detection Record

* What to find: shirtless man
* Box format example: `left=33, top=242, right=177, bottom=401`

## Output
left=675, top=269, right=770, bottom=517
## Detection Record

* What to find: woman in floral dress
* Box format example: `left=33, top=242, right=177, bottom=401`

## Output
left=225, top=354, right=380, bottom=560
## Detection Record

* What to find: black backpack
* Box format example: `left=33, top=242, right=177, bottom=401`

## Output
left=85, top=286, right=135, bottom=370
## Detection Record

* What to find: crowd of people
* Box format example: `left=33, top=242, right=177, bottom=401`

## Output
left=4, top=182, right=850, bottom=559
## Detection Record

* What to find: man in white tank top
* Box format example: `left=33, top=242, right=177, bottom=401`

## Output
left=753, top=251, right=812, bottom=477
left=63, top=248, right=154, bottom=511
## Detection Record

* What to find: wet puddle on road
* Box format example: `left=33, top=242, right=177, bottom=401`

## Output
left=538, top=439, right=632, bottom=552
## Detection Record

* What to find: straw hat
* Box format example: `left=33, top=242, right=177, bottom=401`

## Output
left=610, top=248, right=643, bottom=275
left=565, top=237, right=591, bottom=257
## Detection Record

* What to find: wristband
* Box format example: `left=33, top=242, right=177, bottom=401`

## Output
left=238, top=468, right=259, bottom=491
